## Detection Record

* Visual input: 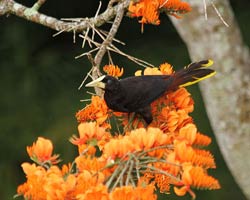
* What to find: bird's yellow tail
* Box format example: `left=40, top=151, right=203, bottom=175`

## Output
left=170, top=60, right=216, bottom=90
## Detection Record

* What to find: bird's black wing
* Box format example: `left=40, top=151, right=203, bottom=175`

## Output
left=119, top=75, right=172, bottom=112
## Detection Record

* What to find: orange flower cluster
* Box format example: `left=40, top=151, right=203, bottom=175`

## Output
left=17, top=137, right=157, bottom=200
left=128, top=0, right=191, bottom=31
left=103, top=64, right=124, bottom=78
left=26, top=137, right=60, bottom=165
left=104, top=127, right=171, bottom=159
left=76, top=95, right=110, bottom=128
left=17, top=63, right=220, bottom=200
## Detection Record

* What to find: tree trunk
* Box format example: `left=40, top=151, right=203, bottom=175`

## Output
left=170, top=0, right=250, bottom=199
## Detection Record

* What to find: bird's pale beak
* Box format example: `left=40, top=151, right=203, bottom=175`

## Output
left=85, top=75, right=106, bottom=89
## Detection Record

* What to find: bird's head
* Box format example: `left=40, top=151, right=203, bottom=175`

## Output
left=85, top=75, right=119, bottom=91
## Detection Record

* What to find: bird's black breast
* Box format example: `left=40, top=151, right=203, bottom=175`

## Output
left=104, top=89, right=130, bottom=112
left=104, top=75, right=173, bottom=113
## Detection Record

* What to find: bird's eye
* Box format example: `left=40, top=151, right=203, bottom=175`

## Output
left=107, top=79, right=113, bottom=85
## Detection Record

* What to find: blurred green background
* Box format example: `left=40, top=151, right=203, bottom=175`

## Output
left=0, top=0, right=249, bottom=199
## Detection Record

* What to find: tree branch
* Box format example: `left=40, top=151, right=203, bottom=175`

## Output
left=94, top=1, right=128, bottom=69
left=92, top=0, right=129, bottom=95
left=0, top=0, right=128, bottom=32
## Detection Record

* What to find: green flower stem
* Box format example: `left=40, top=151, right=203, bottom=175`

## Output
left=111, top=159, right=131, bottom=190
left=126, top=159, right=135, bottom=186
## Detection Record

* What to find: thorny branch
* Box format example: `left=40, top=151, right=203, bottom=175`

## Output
left=94, top=2, right=126, bottom=72
left=0, top=0, right=128, bottom=32
left=92, top=1, right=128, bottom=95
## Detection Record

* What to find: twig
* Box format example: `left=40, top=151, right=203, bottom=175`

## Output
left=108, top=44, right=154, bottom=68
left=201, top=0, right=229, bottom=27
left=99, top=29, right=126, bottom=45
left=94, top=2, right=127, bottom=68
left=23, top=0, right=47, bottom=16
left=107, top=50, right=114, bottom=65
left=80, top=99, right=92, bottom=102
left=78, top=31, right=153, bottom=69
left=91, top=1, right=102, bottom=42
left=82, top=27, right=91, bottom=48
left=130, top=154, right=141, bottom=180
left=209, top=0, right=229, bottom=27
left=105, top=162, right=124, bottom=189
left=78, top=67, right=94, bottom=90
left=75, top=47, right=99, bottom=59
left=79, top=31, right=100, bottom=49
left=125, top=159, right=135, bottom=186
left=73, top=29, right=76, bottom=43
left=203, top=0, right=208, bottom=20
left=86, top=91, right=98, bottom=96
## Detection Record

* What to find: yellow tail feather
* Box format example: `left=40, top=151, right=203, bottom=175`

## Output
left=179, top=71, right=216, bottom=88
left=202, top=59, right=214, bottom=67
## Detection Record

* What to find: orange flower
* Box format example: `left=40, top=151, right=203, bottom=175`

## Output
left=74, top=170, right=106, bottom=196
left=174, top=140, right=216, bottom=168
left=103, top=128, right=171, bottom=159
left=129, top=127, right=171, bottom=150
left=103, top=64, right=124, bottom=77
left=177, top=123, right=197, bottom=145
left=167, top=88, right=194, bottom=113
left=159, top=62, right=173, bottom=75
left=129, top=0, right=160, bottom=32
left=154, top=174, right=171, bottom=193
left=173, top=124, right=215, bottom=169
left=26, top=137, right=60, bottom=165
left=71, top=122, right=109, bottom=146
left=75, top=155, right=110, bottom=177
left=75, top=144, right=97, bottom=156
left=135, top=182, right=157, bottom=200
left=128, top=0, right=191, bottom=29
left=188, top=166, right=220, bottom=190
left=77, top=184, right=109, bottom=200
left=17, top=163, right=47, bottom=199
left=174, top=164, right=220, bottom=197
left=135, top=67, right=162, bottom=76
left=76, top=96, right=109, bottom=127
left=109, top=184, right=156, bottom=200
left=159, top=0, right=191, bottom=17
left=193, top=132, right=212, bottom=146
left=61, top=163, right=72, bottom=176
left=156, top=108, right=192, bottom=133
left=165, top=152, right=181, bottom=176
left=104, top=135, right=136, bottom=159
left=193, top=149, right=216, bottom=168
left=109, top=186, right=135, bottom=200
left=135, top=62, right=173, bottom=76
left=44, top=170, right=76, bottom=200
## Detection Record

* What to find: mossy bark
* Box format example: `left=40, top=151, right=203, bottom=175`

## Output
left=170, top=0, right=250, bottom=199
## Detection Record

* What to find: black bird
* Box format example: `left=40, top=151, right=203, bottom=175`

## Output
left=86, top=60, right=216, bottom=124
